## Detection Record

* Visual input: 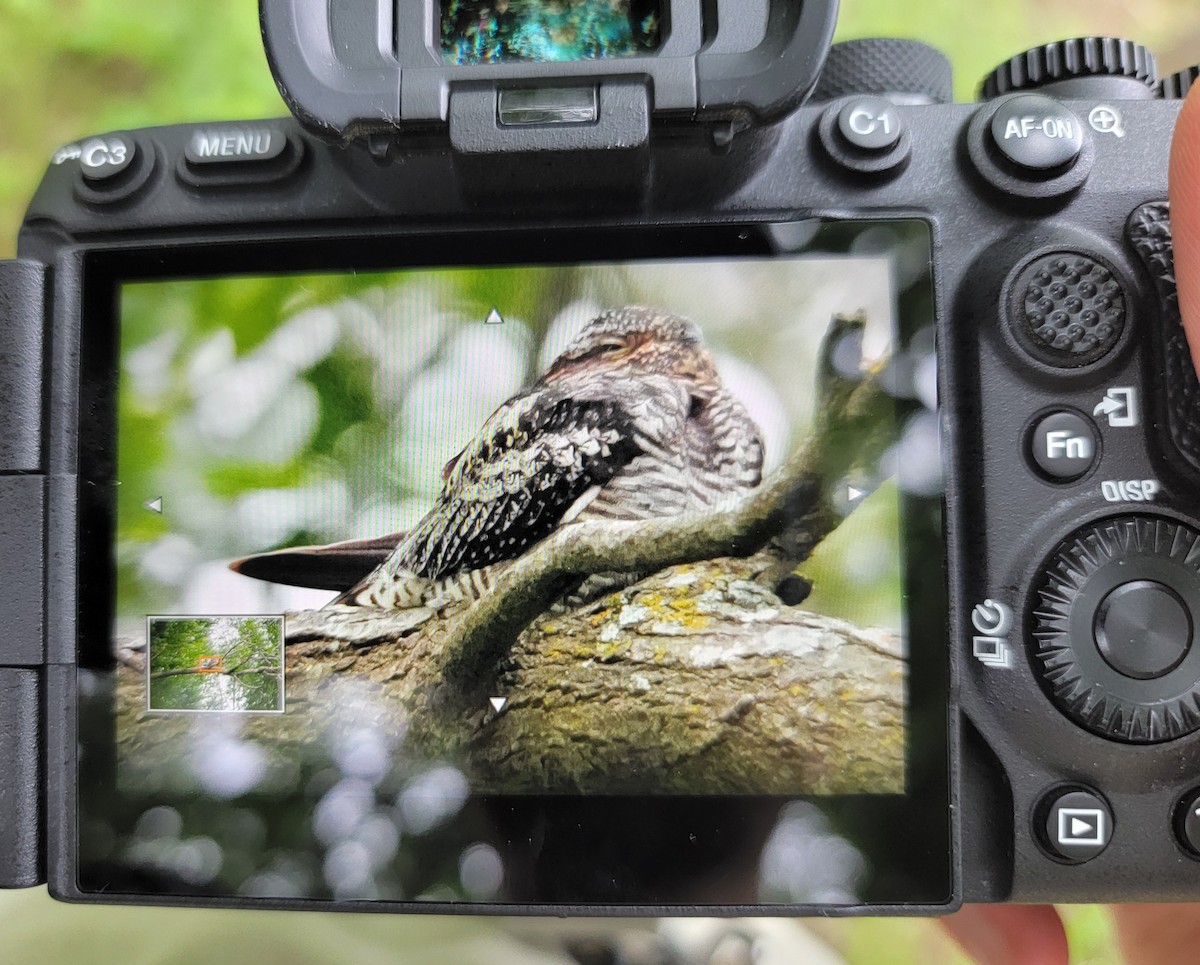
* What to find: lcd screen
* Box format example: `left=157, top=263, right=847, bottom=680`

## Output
left=74, top=220, right=949, bottom=907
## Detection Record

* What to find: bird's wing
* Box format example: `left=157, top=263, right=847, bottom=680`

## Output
left=351, top=379, right=693, bottom=595
left=229, top=533, right=404, bottom=591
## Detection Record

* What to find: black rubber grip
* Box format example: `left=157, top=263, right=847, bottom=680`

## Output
left=0, top=260, right=47, bottom=473
left=1126, top=202, right=1200, bottom=474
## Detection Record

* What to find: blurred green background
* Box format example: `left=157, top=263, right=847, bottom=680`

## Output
left=2, top=0, right=1198, bottom=962
left=113, top=253, right=907, bottom=632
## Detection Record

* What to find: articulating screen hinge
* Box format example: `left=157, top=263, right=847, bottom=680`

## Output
left=0, top=258, right=47, bottom=473
left=0, top=669, right=42, bottom=887
left=0, top=260, right=48, bottom=886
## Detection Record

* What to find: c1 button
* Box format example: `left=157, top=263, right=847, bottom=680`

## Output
left=837, top=97, right=903, bottom=152
left=79, top=134, right=137, bottom=182
left=990, top=94, right=1085, bottom=173
left=1028, top=410, right=1099, bottom=482
left=1040, top=788, right=1113, bottom=863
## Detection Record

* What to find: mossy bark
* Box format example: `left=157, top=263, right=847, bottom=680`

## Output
left=117, top=554, right=904, bottom=795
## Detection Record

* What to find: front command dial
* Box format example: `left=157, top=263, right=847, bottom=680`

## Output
left=981, top=37, right=1157, bottom=100
left=1031, top=517, right=1200, bottom=743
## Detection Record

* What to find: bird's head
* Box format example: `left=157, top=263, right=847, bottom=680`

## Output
left=539, top=307, right=720, bottom=394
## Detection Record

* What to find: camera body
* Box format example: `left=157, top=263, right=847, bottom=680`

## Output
left=3, top=0, right=1200, bottom=912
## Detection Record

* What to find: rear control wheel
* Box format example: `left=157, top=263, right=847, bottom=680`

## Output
left=1030, top=516, right=1200, bottom=742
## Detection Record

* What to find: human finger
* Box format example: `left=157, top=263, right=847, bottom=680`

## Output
left=1169, top=85, right=1200, bottom=371
left=940, top=904, right=1069, bottom=965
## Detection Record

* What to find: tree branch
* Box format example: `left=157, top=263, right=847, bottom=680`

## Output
left=149, top=666, right=282, bottom=680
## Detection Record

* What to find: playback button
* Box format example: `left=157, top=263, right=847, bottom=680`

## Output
left=1040, top=787, right=1113, bottom=863
left=1175, top=789, right=1200, bottom=858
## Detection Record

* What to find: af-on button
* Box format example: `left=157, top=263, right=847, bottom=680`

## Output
left=967, top=94, right=1094, bottom=199
left=178, top=124, right=303, bottom=188
left=990, top=94, right=1084, bottom=173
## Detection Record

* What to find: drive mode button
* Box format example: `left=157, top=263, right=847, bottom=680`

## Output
left=990, top=94, right=1084, bottom=173
left=185, top=126, right=287, bottom=165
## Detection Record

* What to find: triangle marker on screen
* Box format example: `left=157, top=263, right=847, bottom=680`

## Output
left=489, top=696, right=507, bottom=713
left=485, top=307, right=504, bottom=325
left=144, top=497, right=163, bottom=514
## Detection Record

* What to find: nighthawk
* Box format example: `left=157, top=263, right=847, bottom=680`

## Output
left=232, top=306, right=764, bottom=607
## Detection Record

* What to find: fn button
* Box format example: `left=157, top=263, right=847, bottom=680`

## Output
left=1029, top=410, right=1099, bottom=482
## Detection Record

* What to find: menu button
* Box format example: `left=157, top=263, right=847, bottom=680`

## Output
left=186, top=127, right=287, bottom=165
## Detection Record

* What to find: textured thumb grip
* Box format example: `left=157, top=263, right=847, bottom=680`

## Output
left=1127, top=202, right=1200, bottom=474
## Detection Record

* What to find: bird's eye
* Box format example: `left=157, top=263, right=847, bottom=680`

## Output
left=570, top=339, right=626, bottom=362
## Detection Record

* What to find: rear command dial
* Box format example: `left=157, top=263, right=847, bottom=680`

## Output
left=1031, top=516, right=1200, bottom=743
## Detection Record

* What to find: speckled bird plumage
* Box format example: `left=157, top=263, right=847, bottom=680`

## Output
left=344, top=306, right=764, bottom=608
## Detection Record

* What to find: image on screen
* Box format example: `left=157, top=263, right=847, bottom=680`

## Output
left=440, top=0, right=662, bottom=65
left=80, top=222, right=945, bottom=904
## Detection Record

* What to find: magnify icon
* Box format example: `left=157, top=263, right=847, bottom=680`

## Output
left=1088, top=105, right=1126, bottom=138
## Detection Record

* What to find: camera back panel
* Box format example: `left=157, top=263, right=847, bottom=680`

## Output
left=5, top=30, right=1200, bottom=909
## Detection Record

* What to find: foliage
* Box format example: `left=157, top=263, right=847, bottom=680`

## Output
left=116, top=253, right=909, bottom=635
left=147, top=616, right=283, bottom=712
